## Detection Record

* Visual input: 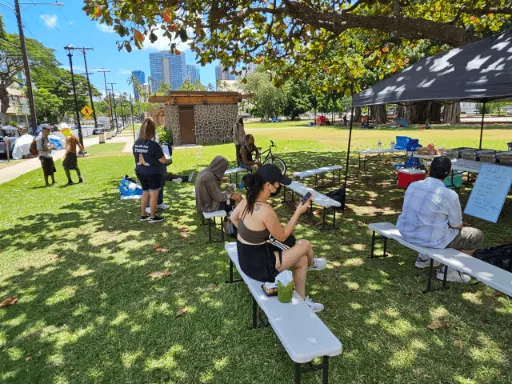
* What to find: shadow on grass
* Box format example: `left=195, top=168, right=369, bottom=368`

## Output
left=0, top=151, right=511, bottom=383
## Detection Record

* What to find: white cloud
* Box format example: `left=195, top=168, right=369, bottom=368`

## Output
left=140, top=25, right=192, bottom=52
left=40, top=14, right=58, bottom=29
left=118, top=69, right=133, bottom=75
left=96, top=23, right=114, bottom=33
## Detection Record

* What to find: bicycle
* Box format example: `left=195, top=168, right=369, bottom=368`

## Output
left=257, top=140, right=287, bottom=175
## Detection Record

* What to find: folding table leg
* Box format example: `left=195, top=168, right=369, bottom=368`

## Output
left=208, top=218, right=212, bottom=242
left=442, top=265, right=448, bottom=290
left=370, top=231, right=376, bottom=258
left=423, top=259, right=434, bottom=293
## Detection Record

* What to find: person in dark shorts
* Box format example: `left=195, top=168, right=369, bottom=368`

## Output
left=230, top=165, right=327, bottom=313
left=62, top=132, right=84, bottom=185
left=36, top=126, right=56, bottom=186
left=397, top=156, right=484, bottom=283
left=133, top=118, right=170, bottom=223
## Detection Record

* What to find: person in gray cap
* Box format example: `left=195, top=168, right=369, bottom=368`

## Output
left=397, top=156, right=484, bottom=283
left=230, top=164, right=327, bottom=312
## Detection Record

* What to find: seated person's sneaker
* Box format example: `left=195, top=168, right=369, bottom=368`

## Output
left=157, top=203, right=170, bottom=210
left=436, top=266, right=471, bottom=283
left=415, top=253, right=441, bottom=269
left=309, top=257, right=327, bottom=271
left=305, top=296, right=324, bottom=312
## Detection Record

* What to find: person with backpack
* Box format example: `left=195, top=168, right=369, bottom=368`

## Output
left=36, top=126, right=56, bottom=186
left=62, top=131, right=84, bottom=185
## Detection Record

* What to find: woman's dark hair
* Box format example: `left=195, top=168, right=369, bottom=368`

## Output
left=139, top=118, right=156, bottom=141
left=241, top=173, right=265, bottom=216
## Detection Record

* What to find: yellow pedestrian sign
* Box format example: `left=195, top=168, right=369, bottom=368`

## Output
left=81, top=105, right=93, bottom=119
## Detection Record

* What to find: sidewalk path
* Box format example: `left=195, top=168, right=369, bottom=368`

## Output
left=0, top=135, right=134, bottom=185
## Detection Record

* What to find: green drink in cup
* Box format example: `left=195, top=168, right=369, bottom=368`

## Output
left=277, top=280, right=293, bottom=303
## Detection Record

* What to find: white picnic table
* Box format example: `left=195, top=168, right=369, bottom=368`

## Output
left=355, top=148, right=406, bottom=173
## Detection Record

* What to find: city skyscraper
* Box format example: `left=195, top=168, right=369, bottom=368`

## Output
left=215, top=65, right=236, bottom=81
left=131, top=70, right=145, bottom=101
left=186, top=65, right=201, bottom=84
left=149, top=51, right=187, bottom=92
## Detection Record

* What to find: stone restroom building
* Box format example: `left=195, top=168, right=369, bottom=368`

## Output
left=149, top=92, right=251, bottom=146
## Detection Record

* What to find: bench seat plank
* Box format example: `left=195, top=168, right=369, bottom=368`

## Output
left=203, top=210, right=226, bottom=219
left=224, top=167, right=246, bottom=175
left=369, top=222, right=512, bottom=297
left=225, top=242, right=342, bottom=363
left=288, top=181, right=341, bottom=209
left=293, top=165, right=343, bottom=179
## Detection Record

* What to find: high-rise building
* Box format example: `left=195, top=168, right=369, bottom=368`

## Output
left=186, top=65, right=201, bottom=84
left=215, top=65, right=236, bottom=81
left=149, top=51, right=187, bottom=92
left=131, top=70, right=145, bottom=101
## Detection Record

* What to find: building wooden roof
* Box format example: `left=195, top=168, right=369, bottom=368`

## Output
left=149, top=91, right=253, bottom=105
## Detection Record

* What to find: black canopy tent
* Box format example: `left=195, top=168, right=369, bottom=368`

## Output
left=343, top=28, right=512, bottom=185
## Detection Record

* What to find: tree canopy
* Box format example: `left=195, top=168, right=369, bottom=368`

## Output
left=85, top=1, right=511, bottom=88
left=0, top=17, right=59, bottom=117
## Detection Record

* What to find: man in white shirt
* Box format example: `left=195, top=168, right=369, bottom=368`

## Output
left=397, top=157, right=484, bottom=283
left=36, top=126, right=56, bottom=186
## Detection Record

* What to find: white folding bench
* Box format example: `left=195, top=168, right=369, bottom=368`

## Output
left=225, top=243, right=342, bottom=383
left=193, top=189, right=227, bottom=242
left=293, top=165, right=343, bottom=187
left=368, top=222, right=512, bottom=296
left=224, top=167, right=248, bottom=184
left=201, top=210, right=226, bottom=243
left=283, top=181, right=342, bottom=229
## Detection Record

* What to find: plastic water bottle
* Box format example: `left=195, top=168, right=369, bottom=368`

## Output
left=377, top=140, right=382, bottom=150
left=239, top=183, right=244, bottom=190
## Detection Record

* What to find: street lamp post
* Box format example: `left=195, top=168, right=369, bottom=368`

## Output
left=64, top=45, right=84, bottom=146
left=79, top=48, right=98, bottom=127
left=129, top=94, right=135, bottom=142
left=1, top=1, right=64, bottom=134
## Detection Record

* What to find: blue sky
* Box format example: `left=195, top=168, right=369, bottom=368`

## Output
left=1, top=1, right=218, bottom=97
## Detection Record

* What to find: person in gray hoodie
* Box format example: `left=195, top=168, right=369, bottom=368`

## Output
left=195, top=156, right=241, bottom=213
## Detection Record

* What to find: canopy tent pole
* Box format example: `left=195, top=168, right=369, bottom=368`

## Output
left=344, top=103, right=355, bottom=187
left=478, top=100, right=486, bottom=150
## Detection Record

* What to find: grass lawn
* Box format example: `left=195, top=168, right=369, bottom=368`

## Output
left=1, top=129, right=511, bottom=384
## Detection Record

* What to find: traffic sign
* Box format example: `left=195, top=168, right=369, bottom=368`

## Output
left=21, top=104, right=29, bottom=114
left=81, top=105, right=93, bottom=118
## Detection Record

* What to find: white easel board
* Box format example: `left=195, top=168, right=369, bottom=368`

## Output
left=464, top=163, right=512, bottom=223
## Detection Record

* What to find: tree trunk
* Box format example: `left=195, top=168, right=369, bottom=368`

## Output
left=404, top=102, right=443, bottom=124
left=370, top=105, right=387, bottom=124
left=442, top=103, right=461, bottom=124
left=354, top=107, right=362, bottom=122
left=0, top=86, right=10, bottom=115
left=396, top=105, right=405, bottom=117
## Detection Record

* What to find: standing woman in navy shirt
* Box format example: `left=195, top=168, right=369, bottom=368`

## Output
left=133, top=119, right=169, bottom=223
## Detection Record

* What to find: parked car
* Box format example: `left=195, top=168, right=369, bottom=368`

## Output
left=92, top=127, right=105, bottom=135
left=0, top=126, right=21, bottom=157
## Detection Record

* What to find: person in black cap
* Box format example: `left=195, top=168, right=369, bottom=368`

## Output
left=230, top=164, right=327, bottom=312
left=397, top=156, right=484, bottom=283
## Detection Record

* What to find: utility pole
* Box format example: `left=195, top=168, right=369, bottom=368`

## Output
left=129, top=94, right=135, bottom=142
left=3, top=1, right=64, bottom=134
left=94, top=69, right=113, bottom=130
left=77, top=48, right=97, bottom=127
left=108, top=83, right=118, bottom=132
left=64, top=45, right=84, bottom=146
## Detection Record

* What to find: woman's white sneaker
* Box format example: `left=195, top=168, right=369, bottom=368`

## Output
left=304, top=296, right=324, bottom=312
left=436, top=266, right=471, bottom=283
left=309, top=257, right=327, bottom=271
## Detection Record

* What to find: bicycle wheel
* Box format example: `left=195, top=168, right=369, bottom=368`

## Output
left=264, top=156, right=287, bottom=175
